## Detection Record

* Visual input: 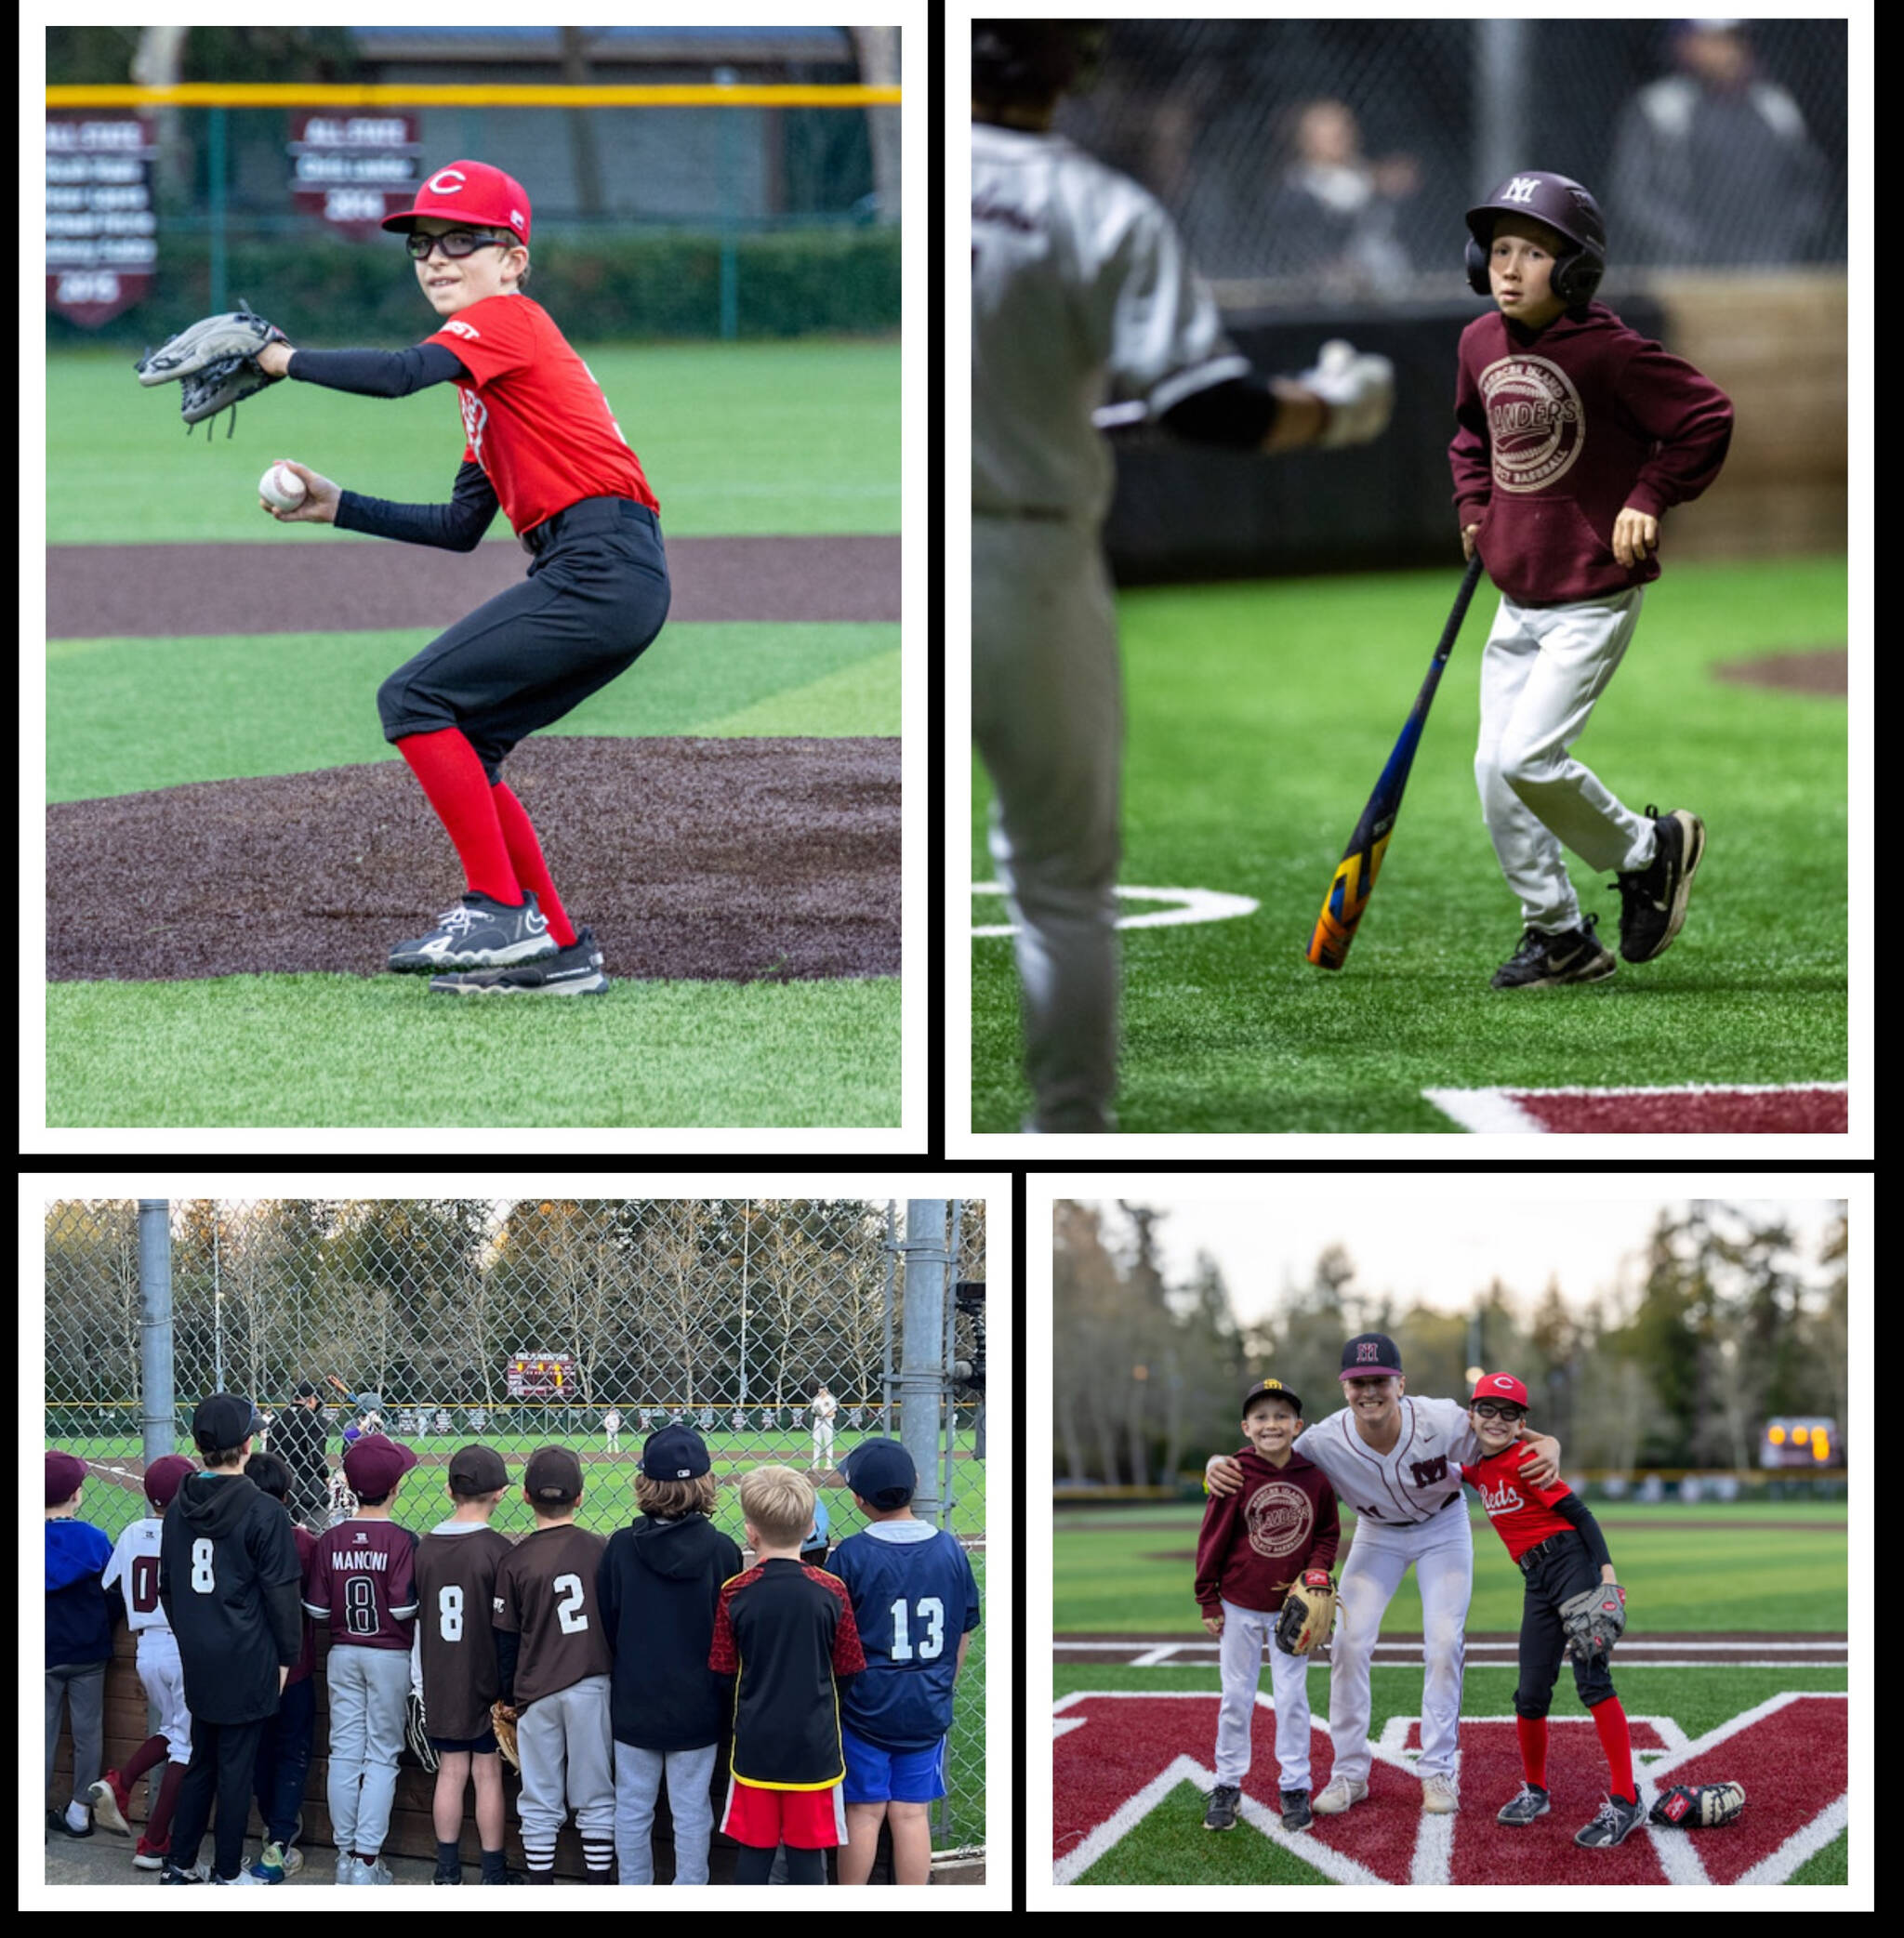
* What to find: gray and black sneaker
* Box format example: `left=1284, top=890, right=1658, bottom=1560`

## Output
left=430, top=926, right=609, bottom=996
left=1490, top=912, right=1617, bottom=989
left=1203, top=1783, right=1242, bottom=1831
left=1612, top=806, right=1705, bottom=962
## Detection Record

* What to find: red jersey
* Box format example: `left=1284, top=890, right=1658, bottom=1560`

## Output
left=427, top=291, right=660, bottom=534
left=1461, top=1442, right=1577, bottom=1562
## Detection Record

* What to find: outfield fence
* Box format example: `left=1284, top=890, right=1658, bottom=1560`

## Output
left=43, top=1193, right=986, bottom=1857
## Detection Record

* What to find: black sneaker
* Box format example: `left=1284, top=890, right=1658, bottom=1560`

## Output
left=1280, top=1788, right=1314, bottom=1831
left=1203, top=1783, right=1242, bottom=1831
left=1490, top=912, right=1618, bottom=989
left=1612, top=807, right=1705, bottom=962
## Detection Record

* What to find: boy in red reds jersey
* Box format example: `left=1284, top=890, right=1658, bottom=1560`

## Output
left=709, top=1465, right=866, bottom=1884
left=256, top=159, right=669, bottom=997
left=1462, top=1373, right=1642, bottom=1848
left=303, top=1432, right=421, bottom=1883
left=1193, top=1379, right=1340, bottom=1835
left=1451, top=171, right=1732, bottom=992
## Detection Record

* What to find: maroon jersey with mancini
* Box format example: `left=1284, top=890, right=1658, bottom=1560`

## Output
left=303, top=1518, right=419, bottom=1647
left=1451, top=299, right=1733, bottom=606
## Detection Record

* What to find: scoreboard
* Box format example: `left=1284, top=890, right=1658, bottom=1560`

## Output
left=507, top=1351, right=575, bottom=1398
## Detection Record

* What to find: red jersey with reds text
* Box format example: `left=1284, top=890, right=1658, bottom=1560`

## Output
left=1461, top=1442, right=1577, bottom=1562
left=426, top=291, right=659, bottom=534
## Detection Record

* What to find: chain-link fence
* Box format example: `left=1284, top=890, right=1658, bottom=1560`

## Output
left=44, top=1195, right=986, bottom=1860
left=1055, top=19, right=1846, bottom=302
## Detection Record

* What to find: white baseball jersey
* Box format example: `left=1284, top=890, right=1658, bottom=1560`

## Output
left=1297, top=1395, right=1480, bottom=1520
left=1289, top=1397, right=1483, bottom=1787
left=102, top=1514, right=177, bottom=1636
left=972, top=121, right=1246, bottom=524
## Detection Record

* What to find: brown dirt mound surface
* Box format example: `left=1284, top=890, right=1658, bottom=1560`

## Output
left=47, top=734, right=897, bottom=983
left=1712, top=647, right=1845, bottom=695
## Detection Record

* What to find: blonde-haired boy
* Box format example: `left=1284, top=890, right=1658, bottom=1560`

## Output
left=709, top=1466, right=866, bottom=1884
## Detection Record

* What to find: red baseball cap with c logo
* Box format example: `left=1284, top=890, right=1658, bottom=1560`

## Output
left=382, top=160, right=532, bottom=244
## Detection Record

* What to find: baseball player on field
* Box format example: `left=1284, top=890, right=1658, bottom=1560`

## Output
left=972, top=21, right=1396, bottom=1135
left=1453, top=170, right=1733, bottom=989
left=603, top=1406, right=622, bottom=1455
left=1204, top=1334, right=1563, bottom=1816
left=256, top=159, right=669, bottom=996
left=1194, top=1378, right=1341, bottom=1834
left=1461, top=1371, right=1646, bottom=1847
left=810, top=1384, right=838, bottom=1470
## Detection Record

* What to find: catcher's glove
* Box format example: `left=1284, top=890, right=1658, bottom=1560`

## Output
left=1557, top=1581, right=1627, bottom=1665
left=490, top=1699, right=522, bottom=1773
left=1274, top=1569, right=1338, bottom=1655
left=134, top=306, right=288, bottom=440
left=404, top=1689, right=439, bottom=1773
left=1648, top=1781, right=1745, bottom=1828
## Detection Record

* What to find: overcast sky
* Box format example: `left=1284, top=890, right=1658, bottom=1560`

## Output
left=1089, top=1192, right=1844, bottom=1325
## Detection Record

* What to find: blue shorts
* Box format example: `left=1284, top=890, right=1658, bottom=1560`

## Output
left=840, top=1723, right=946, bottom=1804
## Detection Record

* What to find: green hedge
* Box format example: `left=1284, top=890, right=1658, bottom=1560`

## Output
left=52, top=223, right=900, bottom=346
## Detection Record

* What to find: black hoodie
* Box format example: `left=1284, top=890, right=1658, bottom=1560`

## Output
left=158, top=1470, right=302, bottom=1723
left=597, top=1512, right=743, bottom=1751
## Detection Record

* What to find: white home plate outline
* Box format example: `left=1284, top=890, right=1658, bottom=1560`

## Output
left=972, top=882, right=1259, bottom=939
left=1425, top=1081, right=1849, bottom=1133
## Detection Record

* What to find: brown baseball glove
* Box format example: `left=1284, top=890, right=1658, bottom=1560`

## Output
left=1274, top=1569, right=1338, bottom=1655
left=490, top=1699, right=522, bottom=1773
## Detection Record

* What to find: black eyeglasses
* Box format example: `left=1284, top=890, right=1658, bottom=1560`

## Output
left=405, top=229, right=517, bottom=261
left=1472, top=1403, right=1526, bottom=1421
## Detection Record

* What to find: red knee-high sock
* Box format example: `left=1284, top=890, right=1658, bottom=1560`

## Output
left=1517, top=1713, right=1550, bottom=1790
left=1589, top=1694, right=1636, bottom=1802
left=491, top=781, right=577, bottom=948
left=396, top=729, right=520, bottom=904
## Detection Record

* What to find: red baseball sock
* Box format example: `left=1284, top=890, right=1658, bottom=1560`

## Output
left=491, top=781, right=578, bottom=949
left=1517, top=1713, right=1550, bottom=1790
left=396, top=729, right=520, bottom=904
left=1590, top=1694, right=1636, bottom=1801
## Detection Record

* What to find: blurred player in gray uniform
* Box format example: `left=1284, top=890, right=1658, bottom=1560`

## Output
left=972, top=21, right=1396, bottom=1133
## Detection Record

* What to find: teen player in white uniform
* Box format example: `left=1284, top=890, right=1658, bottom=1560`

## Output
left=972, top=21, right=1395, bottom=1134
left=1204, top=1334, right=1563, bottom=1813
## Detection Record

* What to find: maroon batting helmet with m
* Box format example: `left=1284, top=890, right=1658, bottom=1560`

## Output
left=1465, top=170, right=1606, bottom=306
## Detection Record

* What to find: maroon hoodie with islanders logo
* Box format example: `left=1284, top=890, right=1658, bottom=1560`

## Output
left=1451, top=299, right=1733, bottom=608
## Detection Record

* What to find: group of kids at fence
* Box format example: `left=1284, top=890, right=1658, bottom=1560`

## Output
left=46, top=1392, right=979, bottom=1885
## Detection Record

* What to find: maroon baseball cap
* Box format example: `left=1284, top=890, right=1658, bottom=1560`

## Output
left=342, top=1434, right=419, bottom=1496
left=143, top=1454, right=195, bottom=1511
left=46, top=1450, right=88, bottom=1506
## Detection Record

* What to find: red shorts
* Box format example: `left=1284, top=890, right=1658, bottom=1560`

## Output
left=720, top=1776, right=848, bottom=1850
